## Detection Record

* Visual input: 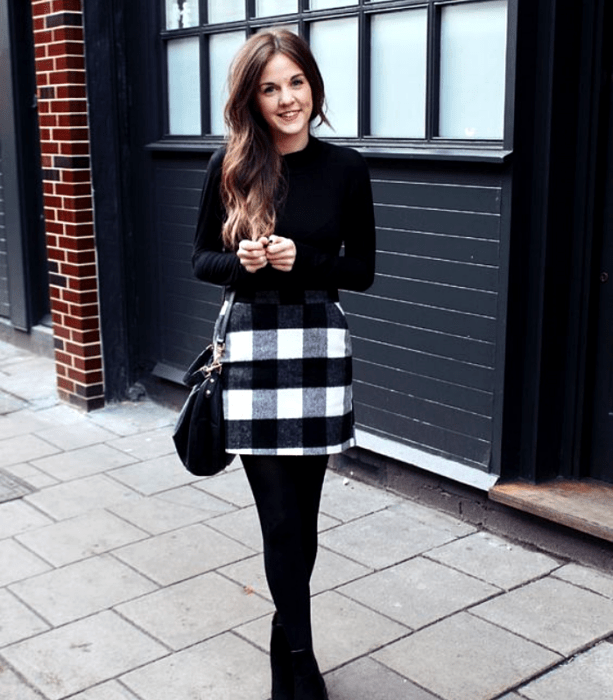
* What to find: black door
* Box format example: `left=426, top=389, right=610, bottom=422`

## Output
left=589, top=65, right=613, bottom=483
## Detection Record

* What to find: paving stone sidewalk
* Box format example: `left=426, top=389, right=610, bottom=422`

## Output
left=1, top=339, right=612, bottom=700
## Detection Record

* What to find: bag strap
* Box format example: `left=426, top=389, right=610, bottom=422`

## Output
left=213, top=288, right=236, bottom=348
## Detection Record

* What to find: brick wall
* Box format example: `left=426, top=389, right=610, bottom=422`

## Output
left=30, top=0, right=104, bottom=410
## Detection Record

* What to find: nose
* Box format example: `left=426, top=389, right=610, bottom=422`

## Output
left=278, top=85, right=294, bottom=106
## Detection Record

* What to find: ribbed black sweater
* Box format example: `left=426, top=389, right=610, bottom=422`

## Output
left=192, top=136, right=376, bottom=293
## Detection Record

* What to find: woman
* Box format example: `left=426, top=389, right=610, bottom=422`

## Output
left=193, top=29, right=376, bottom=700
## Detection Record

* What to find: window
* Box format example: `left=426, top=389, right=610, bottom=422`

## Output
left=162, top=0, right=511, bottom=145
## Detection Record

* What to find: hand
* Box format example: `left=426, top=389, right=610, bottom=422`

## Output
left=265, top=235, right=296, bottom=272
left=237, top=238, right=268, bottom=273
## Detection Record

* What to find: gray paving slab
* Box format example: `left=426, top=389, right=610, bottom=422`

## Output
left=0, top=539, right=51, bottom=586
left=16, top=509, right=148, bottom=567
left=520, top=642, right=613, bottom=700
left=0, top=411, right=54, bottom=441
left=1, top=461, right=59, bottom=489
left=113, top=522, right=254, bottom=585
left=320, top=501, right=474, bottom=570
left=0, top=390, right=27, bottom=414
left=33, top=422, right=118, bottom=452
left=0, top=468, right=33, bottom=503
left=9, top=554, right=158, bottom=625
left=121, top=632, right=269, bottom=700
left=155, top=483, right=237, bottom=517
left=70, top=682, right=141, bottom=700
left=426, top=531, right=560, bottom=590
left=238, top=590, right=409, bottom=673
left=319, top=471, right=403, bottom=522
left=326, top=657, right=439, bottom=700
left=107, top=454, right=196, bottom=495
left=0, top=434, right=59, bottom=467
left=31, top=443, right=137, bottom=481
left=208, top=504, right=264, bottom=551
left=0, top=358, right=57, bottom=403
left=87, top=401, right=176, bottom=436
left=194, top=466, right=256, bottom=507
left=108, top=493, right=211, bottom=534
left=116, top=572, right=273, bottom=650
left=374, top=612, right=562, bottom=700
left=552, top=562, right=613, bottom=599
left=471, top=577, right=613, bottom=655
left=0, top=666, right=43, bottom=700
left=23, top=474, right=141, bottom=520
left=339, top=556, right=499, bottom=629
left=106, top=427, right=177, bottom=460
left=0, top=499, right=53, bottom=539
left=0, top=588, right=49, bottom=646
left=1, top=610, right=167, bottom=700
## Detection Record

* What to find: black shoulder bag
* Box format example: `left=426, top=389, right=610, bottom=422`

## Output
left=172, top=289, right=236, bottom=476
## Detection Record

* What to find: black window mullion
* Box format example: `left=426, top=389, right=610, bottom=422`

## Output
left=201, top=33, right=211, bottom=135
left=247, top=0, right=255, bottom=21
left=359, top=11, right=371, bottom=138
left=201, top=0, right=208, bottom=24
left=426, top=1, right=441, bottom=141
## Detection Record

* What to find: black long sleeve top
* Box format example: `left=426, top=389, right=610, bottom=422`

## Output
left=192, top=136, right=376, bottom=294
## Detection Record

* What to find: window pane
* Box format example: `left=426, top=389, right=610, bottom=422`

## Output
left=256, top=0, right=298, bottom=17
left=256, top=24, right=299, bottom=34
left=167, top=37, right=201, bottom=135
left=166, top=0, right=199, bottom=29
left=210, top=31, right=246, bottom=135
left=208, top=0, right=245, bottom=24
left=439, top=0, right=508, bottom=139
left=310, top=17, right=358, bottom=137
left=310, top=0, right=358, bottom=10
left=371, top=9, right=427, bottom=138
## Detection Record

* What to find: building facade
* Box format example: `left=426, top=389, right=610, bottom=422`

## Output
left=2, top=0, right=613, bottom=535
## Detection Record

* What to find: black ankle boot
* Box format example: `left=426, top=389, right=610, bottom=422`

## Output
left=290, top=649, right=328, bottom=700
left=270, top=613, right=294, bottom=700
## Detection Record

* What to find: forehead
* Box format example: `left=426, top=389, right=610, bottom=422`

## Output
left=259, top=53, right=304, bottom=83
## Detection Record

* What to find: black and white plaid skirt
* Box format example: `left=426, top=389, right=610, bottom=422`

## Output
left=222, top=289, right=355, bottom=456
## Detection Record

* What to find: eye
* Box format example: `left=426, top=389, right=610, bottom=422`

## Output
left=262, top=85, right=276, bottom=95
left=292, top=78, right=304, bottom=87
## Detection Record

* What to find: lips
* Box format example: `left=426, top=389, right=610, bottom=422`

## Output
left=278, top=110, right=301, bottom=122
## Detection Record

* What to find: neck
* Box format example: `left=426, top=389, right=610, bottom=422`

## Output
left=276, top=130, right=309, bottom=155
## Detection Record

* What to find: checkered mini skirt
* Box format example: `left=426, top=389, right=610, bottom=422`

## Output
left=221, top=289, right=355, bottom=456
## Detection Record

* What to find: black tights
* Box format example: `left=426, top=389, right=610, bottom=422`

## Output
left=242, top=454, right=328, bottom=652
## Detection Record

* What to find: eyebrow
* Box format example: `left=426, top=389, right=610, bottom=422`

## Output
left=259, top=73, right=305, bottom=87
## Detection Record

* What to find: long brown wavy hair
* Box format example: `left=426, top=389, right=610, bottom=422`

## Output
left=221, top=30, right=330, bottom=250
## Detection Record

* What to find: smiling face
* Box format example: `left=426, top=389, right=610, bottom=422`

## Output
left=255, top=52, right=313, bottom=154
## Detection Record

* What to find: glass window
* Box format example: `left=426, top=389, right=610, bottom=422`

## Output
left=256, top=0, right=298, bottom=17
left=371, top=9, right=428, bottom=138
left=310, top=17, right=359, bottom=137
left=165, top=0, right=199, bottom=30
left=310, top=0, right=358, bottom=10
left=439, top=0, right=508, bottom=139
left=209, top=31, right=246, bottom=135
left=208, top=0, right=245, bottom=24
left=167, top=37, right=201, bottom=135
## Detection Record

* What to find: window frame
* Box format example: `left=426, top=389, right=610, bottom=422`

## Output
left=156, top=0, right=517, bottom=158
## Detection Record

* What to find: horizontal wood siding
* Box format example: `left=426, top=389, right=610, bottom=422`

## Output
left=153, top=154, right=506, bottom=473
left=347, top=163, right=504, bottom=471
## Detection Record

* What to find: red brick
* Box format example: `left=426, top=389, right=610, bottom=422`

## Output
left=43, top=182, right=55, bottom=194
left=39, top=114, right=57, bottom=127
left=60, top=262, right=96, bottom=278
left=36, top=57, right=54, bottom=72
left=56, top=363, right=68, bottom=377
left=44, top=207, right=57, bottom=221
left=33, top=17, right=46, bottom=31
left=58, top=113, right=87, bottom=127
left=38, top=101, right=50, bottom=114
left=60, top=141, right=89, bottom=156
left=35, top=45, right=47, bottom=58
left=61, top=170, right=90, bottom=183
left=32, top=2, right=53, bottom=17
left=55, top=55, right=84, bottom=71
left=67, top=367, right=103, bottom=384
left=74, top=356, right=103, bottom=372
left=51, top=311, right=64, bottom=326
left=52, top=0, right=82, bottom=11
left=62, top=290, right=98, bottom=305
left=66, top=250, right=96, bottom=265
left=49, top=70, right=85, bottom=86
left=64, top=315, right=99, bottom=332
left=47, top=248, right=66, bottom=262
left=56, top=84, right=87, bottom=100
left=49, top=286, right=62, bottom=300
left=54, top=325, right=71, bottom=340
left=62, top=223, right=94, bottom=237
left=46, top=235, right=59, bottom=249
left=67, top=277, right=98, bottom=292
left=52, top=127, right=89, bottom=141
left=57, top=377, right=76, bottom=393
left=69, top=302, right=99, bottom=318
left=45, top=222, right=63, bottom=235
left=58, top=237, right=95, bottom=253
left=36, top=73, right=49, bottom=87
left=54, top=350, right=73, bottom=366
left=56, top=182, right=91, bottom=197
left=70, top=329, right=100, bottom=344
left=33, top=30, right=54, bottom=43
left=41, top=155, right=53, bottom=167
left=57, top=209, right=93, bottom=224
left=48, top=42, right=84, bottom=57
left=61, top=195, right=93, bottom=211
left=51, top=99, right=87, bottom=113
left=44, top=194, right=62, bottom=208
left=52, top=27, right=83, bottom=42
